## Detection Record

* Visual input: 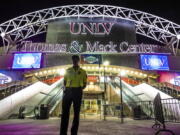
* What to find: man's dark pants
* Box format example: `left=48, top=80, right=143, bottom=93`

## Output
left=60, top=87, right=82, bottom=135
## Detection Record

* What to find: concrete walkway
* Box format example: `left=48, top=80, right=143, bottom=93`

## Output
left=0, top=118, right=179, bottom=135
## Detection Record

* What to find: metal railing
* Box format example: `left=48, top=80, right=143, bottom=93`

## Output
left=103, top=104, right=121, bottom=117
left=0, top=82, right=32, bottom=100
left=23, top=80, right=64, bottom=118
left=19, top=87, right=64, bottom=119
left=102, top=97, right=180, bottom=123
left=152, top=82, right=180, bottom=98
left=128, top=98, right=180, bottom=123
left=161, top=98, right=180, bottom=122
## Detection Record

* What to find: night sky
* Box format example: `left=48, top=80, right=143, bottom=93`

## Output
left=0, top=0, right=179, bottom=44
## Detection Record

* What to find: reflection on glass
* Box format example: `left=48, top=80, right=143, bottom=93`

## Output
left=83, top=100, right=101, bottom=114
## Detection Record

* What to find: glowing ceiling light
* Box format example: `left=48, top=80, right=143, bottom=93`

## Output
left=135, top=72, right=138, bottom=75
left=44, top=71, right=47, bottom=74
left=59, top=68, right=66, bottom=75
left=0, top=32, right=6, bottom=38
left=144, top=74, right=148, bottom=77
left=131, top=71, right=134, bottom=74
left=48, top=70, right=51, bottom=73
left=177, top=34, right=180, bottom=40
left=120, top=70, right=126, bottom=76
left=90, top=82, right=94, bottom=85
left=126, top=70, right=129, bottom=73
left=103, top=61, right=109, bottom=66
left=39, top=72, right=43, bottom=75
left=107, top=67, right=111, bottom=70
left=35, top=73, right=38, bottom=76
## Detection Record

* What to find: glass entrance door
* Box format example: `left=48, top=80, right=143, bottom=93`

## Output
left=82, top=99, right=102, bottom=117
left=84, top=100, right=98, bottom=114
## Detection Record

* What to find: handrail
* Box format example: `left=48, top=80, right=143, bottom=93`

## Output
left=0, top=83, right=32, bottom=100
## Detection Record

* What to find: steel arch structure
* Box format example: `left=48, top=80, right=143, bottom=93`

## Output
left=0, top=4, right=180, bottom=55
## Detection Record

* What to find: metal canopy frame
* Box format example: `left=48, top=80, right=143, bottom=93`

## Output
left=0, top=4, right=180, bottom=55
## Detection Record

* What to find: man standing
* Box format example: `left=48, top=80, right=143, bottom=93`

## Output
left=60, top=55, right=87, bottom=135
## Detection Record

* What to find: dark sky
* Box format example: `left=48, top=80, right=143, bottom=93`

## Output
left=0, top=0, right=179, bottom=44
left=0, top=0, right=179, bottom=24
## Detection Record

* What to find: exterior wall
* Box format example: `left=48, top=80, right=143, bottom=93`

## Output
left=0, top=54, right=13, bottom=69
left=0, top=53, right=180, bottom=72
left=44, top=54, right=180, bottom=71
left=44, top=54, right=139, bottom=68
left=168, top=56, right=180, bottom=71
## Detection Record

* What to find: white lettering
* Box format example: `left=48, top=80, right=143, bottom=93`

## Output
left=70, top=22, right=114, bottom=35
left=17, top=41, right=168, bottom=54
left=82, top=23, right=94, bottom=35
left=70, top=22, right=81, bottom=35
left=86, top=41, right=98, bottom=52
left=119, top=41, right=129, bottom=52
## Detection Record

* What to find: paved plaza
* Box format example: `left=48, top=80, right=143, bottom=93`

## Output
left=0, top=118, right=180, bottom=135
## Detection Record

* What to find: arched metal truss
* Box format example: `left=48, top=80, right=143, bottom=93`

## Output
left=0, top=4, right=180, bottom=55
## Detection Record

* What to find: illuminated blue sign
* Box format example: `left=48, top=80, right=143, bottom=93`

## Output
left=0, top=73, right=12, bottom=84
left=140, top=54, right=169, bottom=70
left=12, top=53, right=42, bottom=69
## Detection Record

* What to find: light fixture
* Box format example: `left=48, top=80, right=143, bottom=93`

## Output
left=131, top=71, right=134, bottom=74
left=44, top=71, right=47, bottom=74
left=0, top=32, right=6, bottom=38
left=126, top=70, right=129, bottom=73
left=59, top=68, right=66, bottom=76
left=120, top=70, right=126, bottom=76
left=48, top=70, right=51, bottom=73
left=177, top=34, right=180, bottom=40
left=39, top=72, right=43, bottom=75
left=100, top=76, right=105, bottom=82
left=103, top=61, right=109, bottom=66
left=35, top=73, right=38, bottom=76
left=144, top=74, right=147, bottom=77
left=53, top=69, right=56, bottom=72
left=90, top=82, right=94, bottom=85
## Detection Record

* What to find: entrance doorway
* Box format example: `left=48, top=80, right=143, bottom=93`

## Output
left=81, top=99, right=102, bottom=119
